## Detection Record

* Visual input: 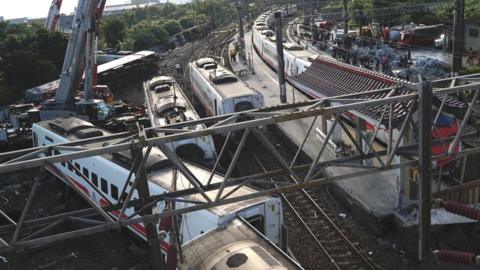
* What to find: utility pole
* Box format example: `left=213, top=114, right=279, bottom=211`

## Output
left=418, top=81, right=432, bottom=262
left=452, top=0, right=464, bottom=74
left=343, top=0, right=349, bottom=50
left=237, top=0, right=246, bottom=61
left=274, top=11, right=287, bottom=103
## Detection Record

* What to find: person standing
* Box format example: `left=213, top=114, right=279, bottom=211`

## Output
left=467, top=47, right=474, bottom=65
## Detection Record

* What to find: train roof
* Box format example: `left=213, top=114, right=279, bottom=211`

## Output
left=26, top=51, right=157, bottom=94
left=286, top=46, right=314, bottom=61
left=98, top=51, right=156, bottom=73
left=145, top=76, right=201, bottom=128
left=191, top=63, right=258, bottom=99
left=179, top=219, right=303, bottom=270
left=35, top=117, right=271, bottom=216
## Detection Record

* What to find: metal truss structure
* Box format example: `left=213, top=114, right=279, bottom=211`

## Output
left=0, top=75, right=479, bottom=263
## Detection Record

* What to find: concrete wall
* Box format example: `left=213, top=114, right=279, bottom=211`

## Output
left=464, top=23, right=480, bottom=51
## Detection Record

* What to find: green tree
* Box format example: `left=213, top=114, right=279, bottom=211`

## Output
left=170, top=8, right=188, bottom=19
left=0, top=21, right=67, bottom=104
left=162, top=3, right=177, bottom=17
left=195, top=14, right=210, bottom=25
left=161, top=19, right=182, bottom=35
left=102, top=17, right=127, bottom=48
left=121, top=20, right=169, bottom=51
left=2, top=51, right=58, bottom=88
left=179, top=16, right=195, bottom=29
left=465, top=0, right=480, bottom=19
left=33, top=28, right=68, bottom=69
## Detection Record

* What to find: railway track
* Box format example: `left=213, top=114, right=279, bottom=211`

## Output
left=249, top=130, right=380, bottom=270
left=191, top=28, right=236, bottom=62
left=157, top=25, right=235, bottom=93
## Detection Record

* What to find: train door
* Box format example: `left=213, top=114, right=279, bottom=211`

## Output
left=223, top=99, right=231, bottom=114
left=264, top=198, right=282, bottom=245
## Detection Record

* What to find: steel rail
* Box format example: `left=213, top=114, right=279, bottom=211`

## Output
left=253, top=152, right=378, bottom=269
left=252, top=153, right=341, bottom=269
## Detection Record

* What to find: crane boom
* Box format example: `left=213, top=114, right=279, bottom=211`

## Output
left=45, top=0, right=63, bottom=31
left=54, top=0, right=100, bottom=106
left=84, top=0, right=107, bottom=100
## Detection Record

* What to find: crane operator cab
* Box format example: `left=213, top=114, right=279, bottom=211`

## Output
left=75, top=99, right=111, bottom=122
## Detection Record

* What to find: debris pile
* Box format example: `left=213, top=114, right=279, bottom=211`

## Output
left=403, top=57, right=449, bottom=82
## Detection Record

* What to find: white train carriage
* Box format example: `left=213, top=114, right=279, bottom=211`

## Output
left=144, top=75, right=217, bottom=161
left=252, top=12, right=412, bottom=147
left=252, top=15, right=315, bottom=80
left=189, top=58, right=264, bottom=116
left=180, top=218, right=303, bottom=270
left=32, top=117, right=284, bottom=250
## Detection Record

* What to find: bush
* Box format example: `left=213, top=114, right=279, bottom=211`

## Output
left=460, top=66, right=480, bottom=75
left=0, top=85, right=22, bottom=106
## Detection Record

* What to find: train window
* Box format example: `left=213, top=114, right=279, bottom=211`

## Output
left=246, top=215, right=265, bottom=234
left=82, top=167, right=89, bottom=178
left=101, top=178, right=108, bottom=194
left=53, top=150, right=64, bottom=166
left=91, top=173, right=98, bottom=187
left=74, top=163, right=81, bottom=176
left=111, top=184, right=119, bottom=200
left=45, top=136, right=54, bottom=143
left=214, top=99, right=217, bottom=116
left=68, top=162, right=74, bottom=172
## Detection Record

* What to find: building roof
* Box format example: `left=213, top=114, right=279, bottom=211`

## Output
left=291, top=56, right=465, bottom=124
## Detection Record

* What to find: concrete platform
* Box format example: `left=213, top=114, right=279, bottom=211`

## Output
left=232, top=30, right=401, bottom=234
left=278, top=120, right=399, bottom=234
